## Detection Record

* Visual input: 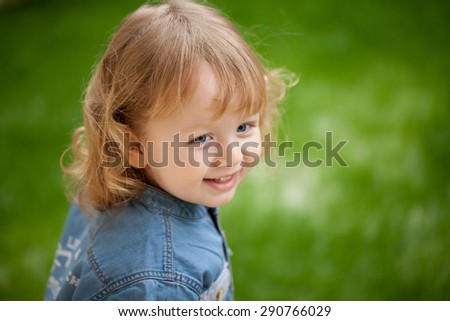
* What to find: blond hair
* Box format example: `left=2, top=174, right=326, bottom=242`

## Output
left=63, top=0, right=295, bottom=212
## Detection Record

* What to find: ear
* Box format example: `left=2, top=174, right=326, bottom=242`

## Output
left=124, top=131, right=145, bottom=169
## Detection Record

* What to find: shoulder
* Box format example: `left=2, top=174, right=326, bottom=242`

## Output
left=82, top=200, right=227, bottom=300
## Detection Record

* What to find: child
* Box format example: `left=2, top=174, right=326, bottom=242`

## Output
left=45, top=0, right=291, bottom=300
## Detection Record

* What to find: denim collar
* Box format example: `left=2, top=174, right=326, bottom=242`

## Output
left=135, top=184, right=209, bottom=220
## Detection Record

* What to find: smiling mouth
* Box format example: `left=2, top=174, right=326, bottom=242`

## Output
left=208, top=175, right=233, bottom=183
left=203, top=173, right=238, bottom=191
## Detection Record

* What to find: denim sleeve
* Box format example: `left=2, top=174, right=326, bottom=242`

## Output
left=102, top=279, right=200, bottom=301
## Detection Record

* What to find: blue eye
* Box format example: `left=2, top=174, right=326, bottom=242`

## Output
left=193, top=134, right=211, bottom=143
left=237, top=123, right=249, bottom=133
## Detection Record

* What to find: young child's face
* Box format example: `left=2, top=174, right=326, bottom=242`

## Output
left=137, top=64, right=262, bottom=207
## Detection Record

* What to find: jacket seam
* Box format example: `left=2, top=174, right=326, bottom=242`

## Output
left=163, top=211, right=174, bottom=281
left=136, top=200, right=207, bottom=221
left=87, top=247, right=113, bottom=290
left=88, top=270, right=202, bottom=300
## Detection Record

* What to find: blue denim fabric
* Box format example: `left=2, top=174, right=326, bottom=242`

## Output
left=45, top=186, right=233, bottom=300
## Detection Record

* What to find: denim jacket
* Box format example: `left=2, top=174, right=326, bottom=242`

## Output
left=45, top=186, right=233, bottom=300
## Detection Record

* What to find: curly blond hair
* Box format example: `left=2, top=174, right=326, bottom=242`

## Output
left=62, top=0, right=295, bottom=213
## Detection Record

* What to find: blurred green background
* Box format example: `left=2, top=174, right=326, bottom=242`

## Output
left=0, top=0, right=449, bottom=300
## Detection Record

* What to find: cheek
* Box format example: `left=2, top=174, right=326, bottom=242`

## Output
left=242, top=131, right=262, bottom=165
left=142, top=141, right=167, bottom=165
left=251, top=135, right=262, bottom=155
left=167, top=148, right=208, bottom=178
left=176, top=148, right=205, bottom=167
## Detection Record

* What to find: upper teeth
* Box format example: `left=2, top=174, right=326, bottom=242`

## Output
left=215, top=176, right=231, bottom=182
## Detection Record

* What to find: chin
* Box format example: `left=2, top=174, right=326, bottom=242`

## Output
left=202, top=192, right=236, bottom=208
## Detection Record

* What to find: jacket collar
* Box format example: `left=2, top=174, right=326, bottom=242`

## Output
left=136, top=184, right=210, bottom=220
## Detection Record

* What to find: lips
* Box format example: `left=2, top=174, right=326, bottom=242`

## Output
left=203, top=173, right=238, bottom=191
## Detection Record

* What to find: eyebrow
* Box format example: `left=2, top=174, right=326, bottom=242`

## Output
left=183, top=113, right=259, bottom=132
left=179, top=121, right=211, bottom=135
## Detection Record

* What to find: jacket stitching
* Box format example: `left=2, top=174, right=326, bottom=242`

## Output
left=87, top=247, right=113, bottom=290
left=89, top=270, right=202, bottom=300
left=163, top=212, right=174, bottom=281
left=136, top=200, right=207, bottom=221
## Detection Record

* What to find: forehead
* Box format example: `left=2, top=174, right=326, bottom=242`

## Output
left=142, top=64, right=247, bottom=138
left=178, top=64, right=232, bottom=127
left=187, top=63, right=219, bottom=112
left=138, top=56, right=266, bottom=137
left=184, top=62, right=261, bottom=121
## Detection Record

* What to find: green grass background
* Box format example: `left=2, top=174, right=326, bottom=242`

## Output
left=0, top=0, right=449, bottom=300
